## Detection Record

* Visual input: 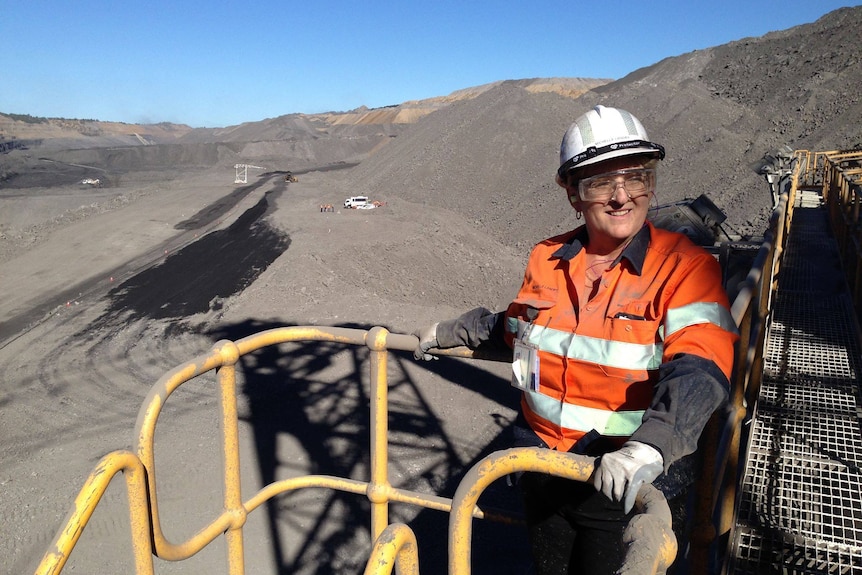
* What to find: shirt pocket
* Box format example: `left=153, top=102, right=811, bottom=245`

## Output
left=608, top=301, right=660, bottom=345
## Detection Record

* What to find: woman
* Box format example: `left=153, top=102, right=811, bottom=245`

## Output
left=414, top=105, right=738, bottom=574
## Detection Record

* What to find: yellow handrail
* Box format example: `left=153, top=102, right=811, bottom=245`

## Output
left=35, top=324, right=673, bottom=575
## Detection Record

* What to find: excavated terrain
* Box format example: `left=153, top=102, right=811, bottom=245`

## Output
left=1, top=7, right=860, bottom=575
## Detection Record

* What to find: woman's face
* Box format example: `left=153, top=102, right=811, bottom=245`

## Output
left=565, top=156, right=653, bottom=251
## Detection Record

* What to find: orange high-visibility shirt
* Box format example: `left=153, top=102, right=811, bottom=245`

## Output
left=504, top=222, right=738, bottom=453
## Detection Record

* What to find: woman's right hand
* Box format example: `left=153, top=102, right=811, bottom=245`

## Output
left=413, top=323, right=439, bottom=361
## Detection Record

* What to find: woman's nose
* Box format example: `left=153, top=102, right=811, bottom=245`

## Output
left=610, top=180, right=632, bottom=202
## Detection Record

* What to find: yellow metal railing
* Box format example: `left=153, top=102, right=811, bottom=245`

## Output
left=820, top=150, right=862, bottom=318
left=35, top=325, right=676, bottom=575
left=686, top=149, right=861, bottom=574
left=685, top=173, right=795, bottom=574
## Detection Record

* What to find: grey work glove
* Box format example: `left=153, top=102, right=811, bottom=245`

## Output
left=413, top=322, right=440, bottom=361
left=593, top=441, right=664, bottom=513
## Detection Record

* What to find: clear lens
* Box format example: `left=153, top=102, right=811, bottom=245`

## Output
left=577, top=168, right=655, bottom=203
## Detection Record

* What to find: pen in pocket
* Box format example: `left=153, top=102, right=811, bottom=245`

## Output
left=614, top=312, right=646, bottom=320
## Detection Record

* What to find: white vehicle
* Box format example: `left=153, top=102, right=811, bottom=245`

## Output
left=344, top=196, right=369, bottom=208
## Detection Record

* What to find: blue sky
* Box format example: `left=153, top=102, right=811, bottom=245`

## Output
left=1, top=1, right=858, bottom=128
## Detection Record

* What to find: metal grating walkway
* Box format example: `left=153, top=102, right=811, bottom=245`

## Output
left=729, top=190, right=862, bottom=574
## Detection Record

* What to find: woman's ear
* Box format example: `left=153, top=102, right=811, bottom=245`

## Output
left=557, top=172, right=583, bottom=210
left=567, top=192, right=581, bottom=210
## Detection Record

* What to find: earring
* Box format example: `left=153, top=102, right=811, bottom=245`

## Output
left=575, top=210, right=582, bottom=220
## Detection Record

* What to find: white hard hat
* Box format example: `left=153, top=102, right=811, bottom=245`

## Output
left=558, top=105, right=665, bottom=177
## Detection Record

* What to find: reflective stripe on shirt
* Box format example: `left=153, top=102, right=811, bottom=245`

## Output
left=507, top=317, right=663, bottom=370
left=524, top=390, right=645, bottom=436
left=664, top=301, right=738, bottom=339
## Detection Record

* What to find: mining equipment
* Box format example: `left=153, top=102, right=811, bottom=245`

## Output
left=234, top=163, right=264, bottom=184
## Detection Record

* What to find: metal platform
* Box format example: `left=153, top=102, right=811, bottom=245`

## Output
left=729, top=190, right=862, bottom=573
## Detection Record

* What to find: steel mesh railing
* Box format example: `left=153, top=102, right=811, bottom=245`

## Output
left=724, top=150, right=862, bottom=575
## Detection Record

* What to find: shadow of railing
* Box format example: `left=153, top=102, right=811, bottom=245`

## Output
left=207, top=319, right=526, bottom=575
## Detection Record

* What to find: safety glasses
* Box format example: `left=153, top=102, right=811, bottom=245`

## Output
left=576, top=168, right=656, bottom=203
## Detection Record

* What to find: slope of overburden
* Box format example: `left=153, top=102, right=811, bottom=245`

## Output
left=332, top=6, right=862, bottom=247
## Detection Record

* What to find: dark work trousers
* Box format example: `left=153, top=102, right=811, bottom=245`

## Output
left=519, top=471, right=689, bottom=575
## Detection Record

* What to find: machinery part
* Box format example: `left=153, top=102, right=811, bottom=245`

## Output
left=234, top=164, right=264, bottom=184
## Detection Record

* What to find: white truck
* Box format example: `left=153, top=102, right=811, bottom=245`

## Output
left=344, top=196, right=369, bottom=208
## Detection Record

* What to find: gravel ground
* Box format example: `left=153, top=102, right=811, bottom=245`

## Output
left=1, top=6, right=860, bottom=575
